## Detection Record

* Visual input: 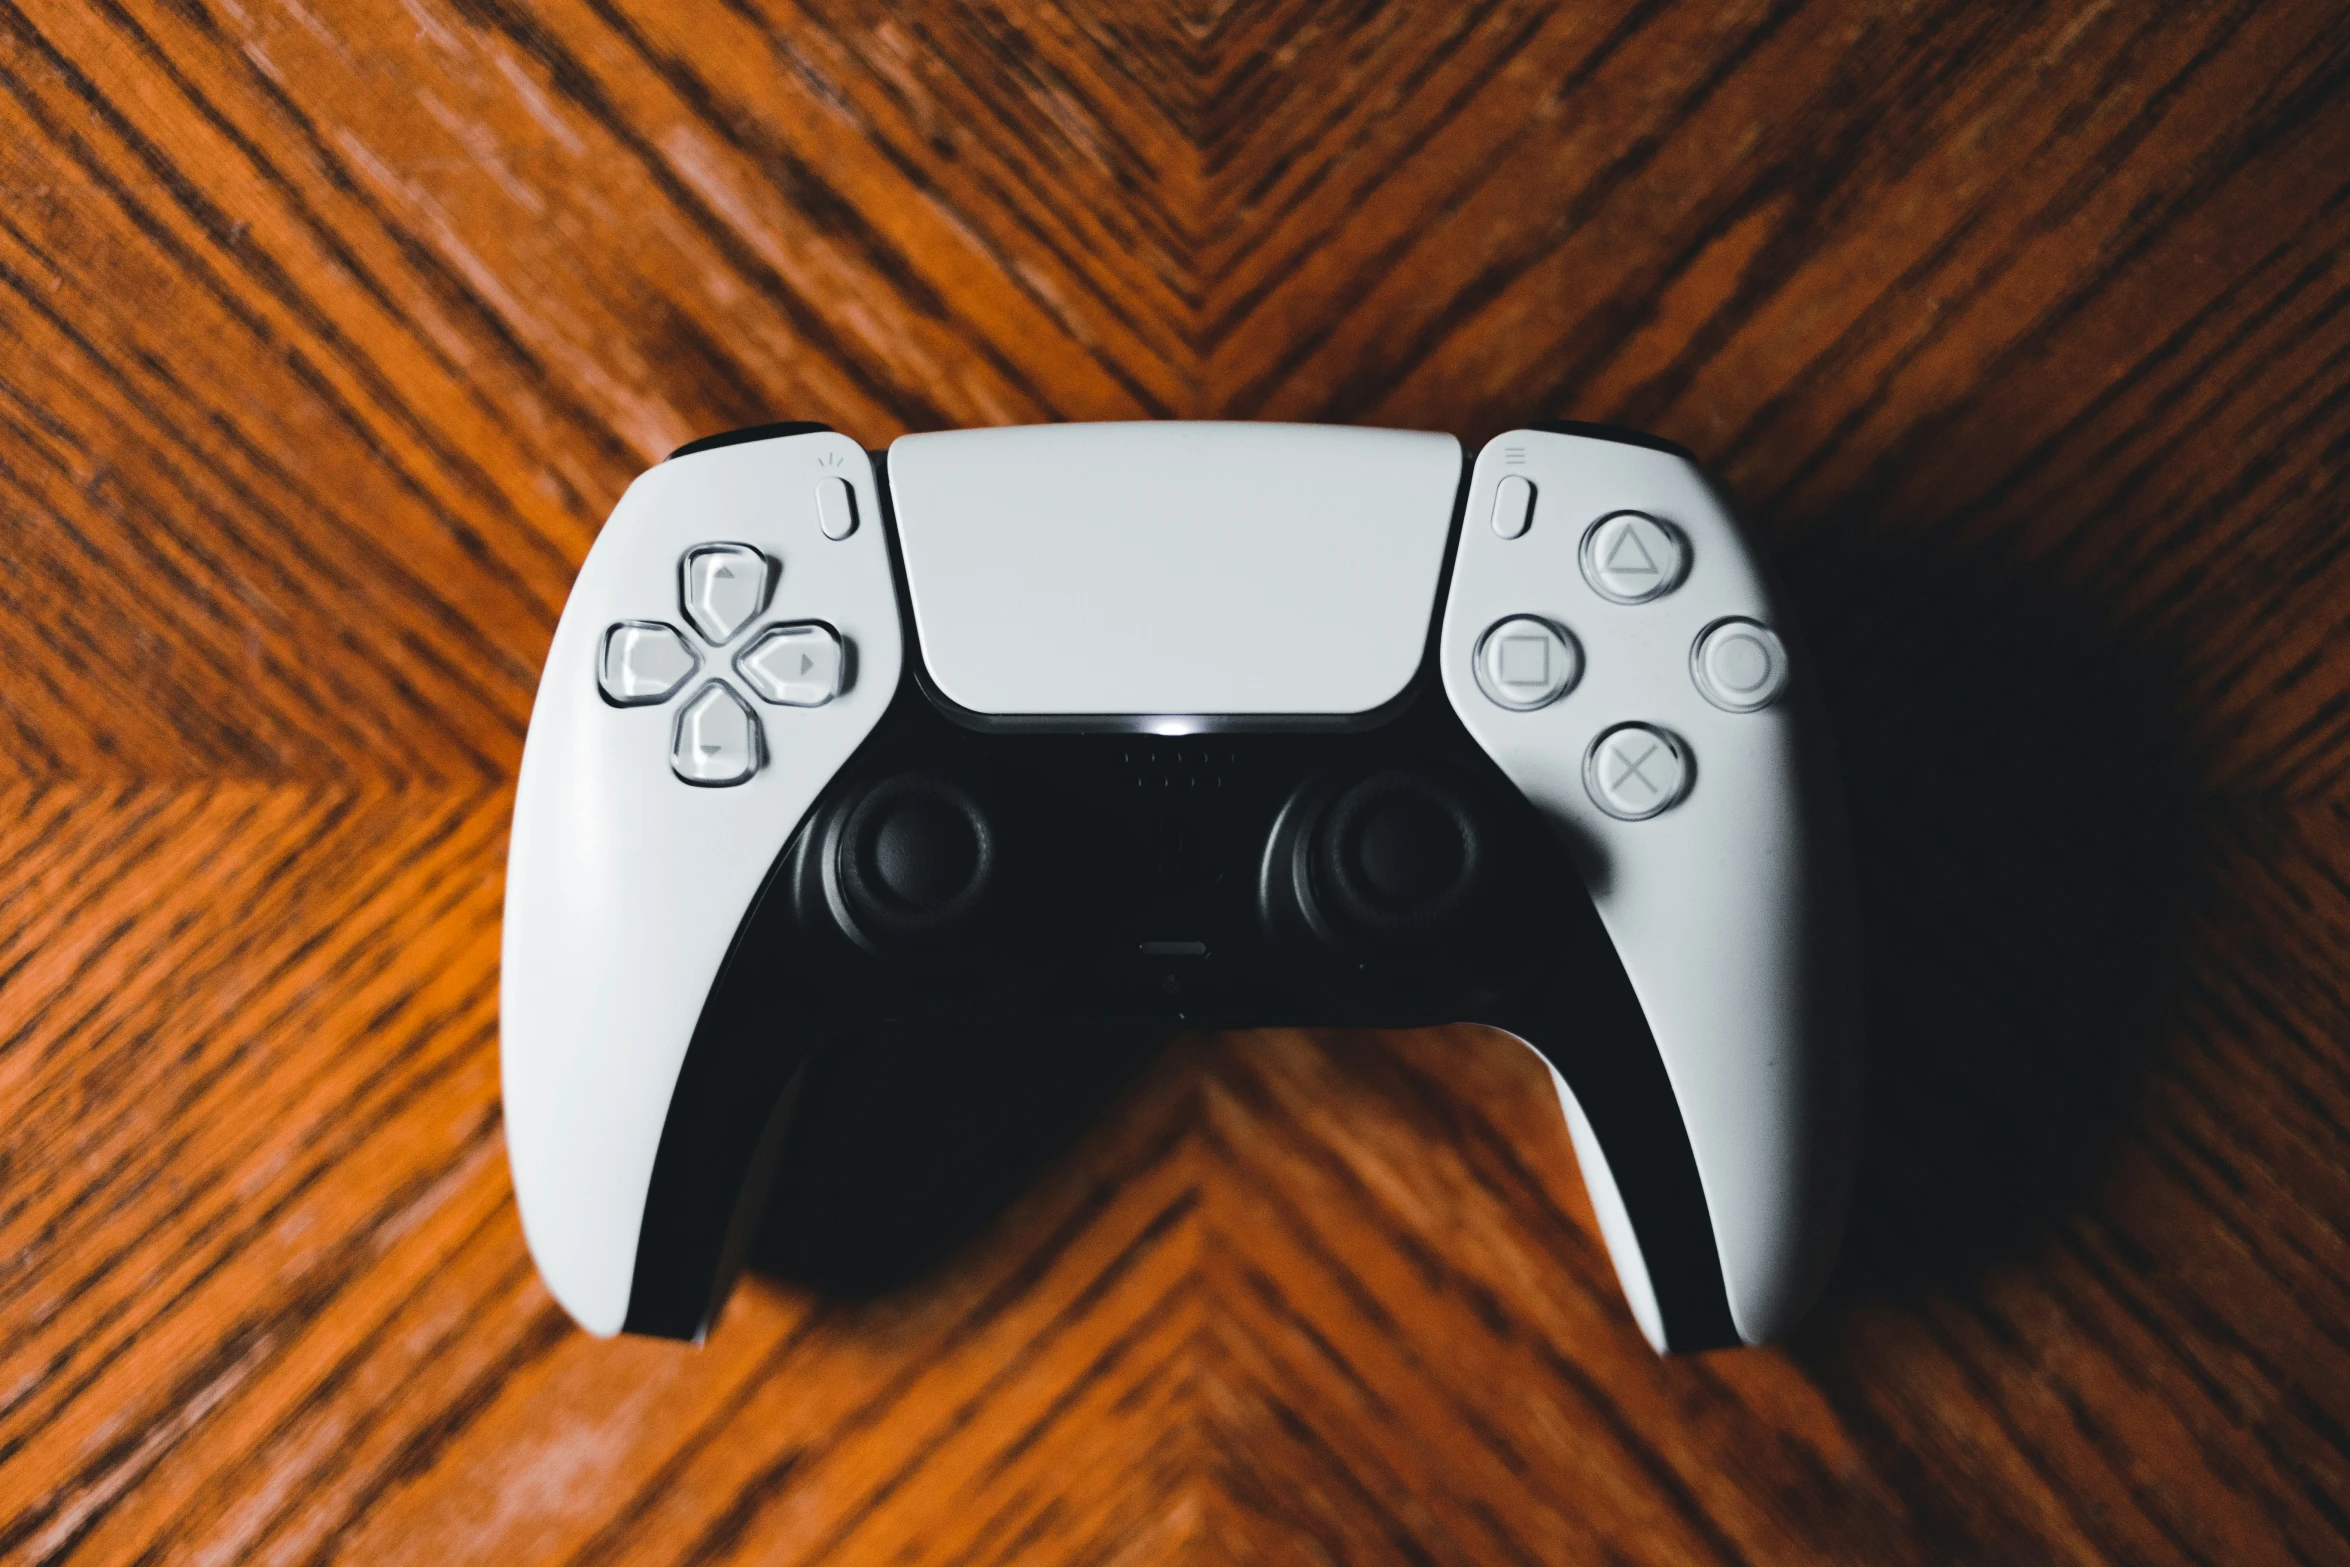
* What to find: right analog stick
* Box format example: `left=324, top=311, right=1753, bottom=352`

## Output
left=831, top=773, right=997, bottom=946
left=1308, top=769, right=1486, bottom=943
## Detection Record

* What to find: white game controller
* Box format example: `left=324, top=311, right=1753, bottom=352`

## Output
left=502, top=419, right=1859, bottom=1352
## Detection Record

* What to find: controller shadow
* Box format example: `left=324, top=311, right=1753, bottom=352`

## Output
left=745, top=1015, right=1175, bottom=1296
left=1781, top=538, right=2209, bottom=1301
left=744, top=539, right=2206, bottom=1319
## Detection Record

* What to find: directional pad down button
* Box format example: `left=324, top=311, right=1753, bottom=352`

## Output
left=671, top=681, right=761, bottom=786
left=737, top=624, right=844, bottom=707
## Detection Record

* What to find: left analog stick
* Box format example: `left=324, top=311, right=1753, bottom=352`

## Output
left=830, top=773, right=997, bottom=946
left=870, top=796, right=981, bottom=908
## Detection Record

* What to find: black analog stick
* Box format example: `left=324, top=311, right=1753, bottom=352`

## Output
left=832, top=773, right=996, bottom=944
left=871, top=798, right=980, bottom=906
left=1356, top=795, right=1464, bottom=903
left=1308, top=769, right=1485, bottom=941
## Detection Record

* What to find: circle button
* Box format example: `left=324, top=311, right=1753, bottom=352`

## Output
left=1691, top=618, right=1789, bottom=712
left=1581, top=512, right=1688, bottom=603
left=1584, top=724, right=1690, bottom=820
left=1473, top=617, right=1581, bottom=710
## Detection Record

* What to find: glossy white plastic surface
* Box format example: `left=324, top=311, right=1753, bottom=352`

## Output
left=1441, top=430, right=1857, bottom=1344
left=888, top=422, right=1461, bottom=717
left=501, top=431, right=902, bottom=1337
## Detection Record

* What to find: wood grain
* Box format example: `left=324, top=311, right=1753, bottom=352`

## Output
left=2, top=0, right=2348, bottom=1561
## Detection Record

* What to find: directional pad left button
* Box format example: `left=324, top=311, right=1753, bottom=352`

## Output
left=599, top=621, right=699, bottom=705
left=671, top=682, right=761, bottom=786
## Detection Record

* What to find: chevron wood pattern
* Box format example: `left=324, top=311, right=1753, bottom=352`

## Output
left=3, top=0, right=2349, bottom=1561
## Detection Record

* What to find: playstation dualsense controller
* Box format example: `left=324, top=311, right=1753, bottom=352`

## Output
left=501, top=419, right=1859, bottom=1352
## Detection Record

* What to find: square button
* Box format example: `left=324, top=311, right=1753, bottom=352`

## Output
left=1497, top=635, right=1553, bottom=687
left=1473, top=616, right=1580, bottom=711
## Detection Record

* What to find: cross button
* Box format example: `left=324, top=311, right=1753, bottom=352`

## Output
left=1585, top=724, right=1690, bottom=820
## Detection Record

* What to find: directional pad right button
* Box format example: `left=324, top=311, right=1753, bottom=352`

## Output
left=680, top=543, right=770, bottom=644
left=1584, top=723, right=1691, bottom=820
left=1580, top=512, right=1688, bottom=604
left=736, top=623, right=843, bottom=706
left=671, top=681, right=761, bottom=786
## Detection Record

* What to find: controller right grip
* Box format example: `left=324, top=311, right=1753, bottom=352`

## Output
left=1441, top=427, right=1862, bottom=1344
left=1492, top=985, right=1743, bottom=1353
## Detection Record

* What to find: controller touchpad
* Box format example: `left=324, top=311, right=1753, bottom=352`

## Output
left=887, top=422, right=1460, bottom=718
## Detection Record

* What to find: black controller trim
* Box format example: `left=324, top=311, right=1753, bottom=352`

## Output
left=1526, top=419, right=1699, bottom=463
left=623, top=431, right=1740, bottom=1352
left=666, top=420, right=834, bottom=461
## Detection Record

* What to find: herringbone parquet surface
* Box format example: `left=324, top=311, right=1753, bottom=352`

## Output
left=5, top=2, right=2350, bottom=1562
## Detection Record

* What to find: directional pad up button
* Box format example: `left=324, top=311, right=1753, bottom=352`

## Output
left=671, top=681, right=761, bottom=786
left=737, top=623, right=844, bottom=707
left=680, top=543, right=771, bottom=645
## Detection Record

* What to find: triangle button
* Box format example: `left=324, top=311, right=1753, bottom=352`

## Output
left=1583, top=513, right=1687, bottom=604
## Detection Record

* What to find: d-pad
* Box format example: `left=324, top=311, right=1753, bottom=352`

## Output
left=595, top=542, right=844, bottom=786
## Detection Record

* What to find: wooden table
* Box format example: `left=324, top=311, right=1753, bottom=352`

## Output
left=5, top=2, right=2347, bottom=1561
